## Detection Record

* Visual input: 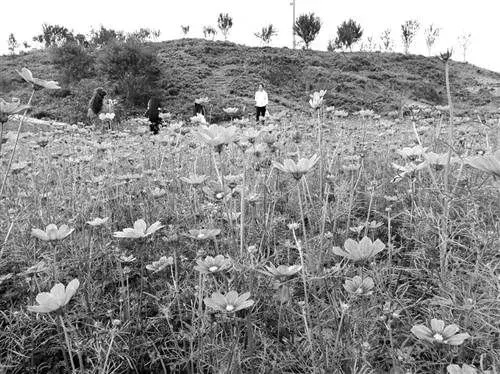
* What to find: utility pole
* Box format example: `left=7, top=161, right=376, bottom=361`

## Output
left=290, top=0, right=296, bottom=49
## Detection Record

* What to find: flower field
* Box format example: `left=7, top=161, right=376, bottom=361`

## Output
left=0, top=69, right=499, bottom=374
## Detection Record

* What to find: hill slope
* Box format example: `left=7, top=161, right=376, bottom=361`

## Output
left=1, top=38, right=499, bottom=123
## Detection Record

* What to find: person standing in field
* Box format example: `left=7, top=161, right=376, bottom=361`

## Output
left=254, top=83, right=268, bottom=123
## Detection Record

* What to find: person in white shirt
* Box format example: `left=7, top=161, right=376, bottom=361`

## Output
left=254, top=84, right=268, bottom=122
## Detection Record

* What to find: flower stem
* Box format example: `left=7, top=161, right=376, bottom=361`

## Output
left=0, top=89, right=35, bottom=198
left=59, top=315, right=76, bottom=373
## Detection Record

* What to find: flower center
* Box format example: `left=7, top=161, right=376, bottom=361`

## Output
left=216, top=193, right=224, bottom=200
left=225, top=304, right=235, bottom=312
left=433, top=333, right=444, bottom=342
left=208, top=266, right=219, bottom=272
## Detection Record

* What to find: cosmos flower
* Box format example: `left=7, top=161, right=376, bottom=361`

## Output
left=397, top=145, right=427, bottom=160
left=204, top=291, right=254, bottom=313
left=223, top=107, right=239, bottom=114
left=16, top=67, right=60, bottom=90
left=447, top=364, right=488, bottom=374
left=0, top=98, right=31, bottom=123
left=113, top=219, right=164, bottom=239
left=465, top=150, right=500, bottom=178
left=261, top=264, right=302, bottom=282
left=194, top=255, right=232, bottom=274
left=179, top=174, right=208, bottom=186
left=99, top=112, right=115, bottom=121
left=273, top=154, right=319, bottom=180
left=190, top=113, right=208, bottom=125
left=27, top=279, right=80, bottom=313
left=202, top=181, right=231, bottom=201
left=151, top=187, right=167, bottom=198
left=411, top=319, right=470, bottom=346
left=119, top=254, right=137, bottom=263
left=31, top=224, right=74, bottom=241
left=194, top=124, right=239, bottom=151
left=423, top=152, right=458, bottom=169
left=332, top=237, right=385, bottom=262
left=195, top=97, right=210, bottom=104
left=86, top=217, right=109, bottom=227
left=240, top=128, right=261, bottom=144
left=309, top=90, right=327, bottom=109
left=146, top=256, right=174, bottom=273
left=187, top=228, right=221, bottom=240
left=356, top=109, right=375, bottom=118
left=391, top=162, right=427, bottom=181
left=334, top=110, right=349, bottom=117
left=343, top=276, right=374, bottom=296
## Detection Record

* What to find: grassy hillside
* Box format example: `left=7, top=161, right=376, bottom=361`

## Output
left=1, top=38, right=499, bottom=123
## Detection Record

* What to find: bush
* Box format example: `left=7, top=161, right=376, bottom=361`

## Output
left=50, top=42, right=95, bottom=83
left=293, top=13, right=321, bottom=49
left=335, top=19, right=363, bottom=51
left=96, top=40, right=160, bottom=106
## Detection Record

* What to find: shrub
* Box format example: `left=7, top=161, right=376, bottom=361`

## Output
left=203, top=26, right=217, bottom=40
left=7, top=33, right=18, bottom=55
left=33, top=23, right=74, bottom=48
left=217, top=13, right=233, bottom=41
left=293, top=13, right=321, bottom=49
left=90, top=26, right=125, bottom=48
left=335, top=19, right=363, bottom=51
left=255, top=25, right=278, bottom=46
left=50, top=42, right=95, bottom=83
left=127, top=28, right=161, bottom=43
left=401, top=20, right=420, bottom=54
left=96, top=40, right=160, bottom=106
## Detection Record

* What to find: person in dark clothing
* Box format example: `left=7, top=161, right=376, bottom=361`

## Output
left=145, top=97, right=162, bottom=135
left=87, top=87, right=107, bottom=124
left=194, top=100, right=206, bottom=116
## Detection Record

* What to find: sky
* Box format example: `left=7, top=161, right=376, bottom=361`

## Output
left=1, top=0, right=499, bottom=72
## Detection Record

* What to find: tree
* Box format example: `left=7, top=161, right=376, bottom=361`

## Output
left=73, top=34, right=90, bottom=48
left=181, top=25, right=190, bottom=37
left=97, top=40, right=160, bottom=105
left=401, top=20, right=420, bottom=54
left=327, top=39, right=337, bottom=52
left=360, top=36, right=378, bottom=52
left=33, top=24, right=74, bottom=48
left=203, top=26, right=217, bottom=41
left=293, top=13, right=321, bottom=49
left=457, top=32, right=472, bottom=62
left=7, top=33, right=18, bottom=55
left=424, top=24, right=440, bottom=56
left=127, top=28, right=161, bottom=43
left=217, top=13, right=233, bottom=41
left=255, top=24, right=278, bottom=46
left=380, top=29, right=393, bottom=52
left=90, top=26, right=125, bottom=48
left=50, top=41, right=95, bottom=82
left=334, top=19, right=363, bottom=51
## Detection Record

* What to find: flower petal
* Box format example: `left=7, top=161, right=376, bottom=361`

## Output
left=430, top=318, right=445, bottom=333
left=442, top=324, right=460, bottom=339
left=64, top=279, right=80, bottom=305
left=31, top=228, right=48, bottom=241
left=445, top=333, right=470, bottom=346
left=411, top=324, right=433, bottom=340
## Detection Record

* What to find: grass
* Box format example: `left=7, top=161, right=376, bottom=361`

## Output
left=0, top=93, right=499, bottom=373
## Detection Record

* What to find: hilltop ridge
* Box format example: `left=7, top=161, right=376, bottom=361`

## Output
left=1, top=38, right=499, bottom=123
